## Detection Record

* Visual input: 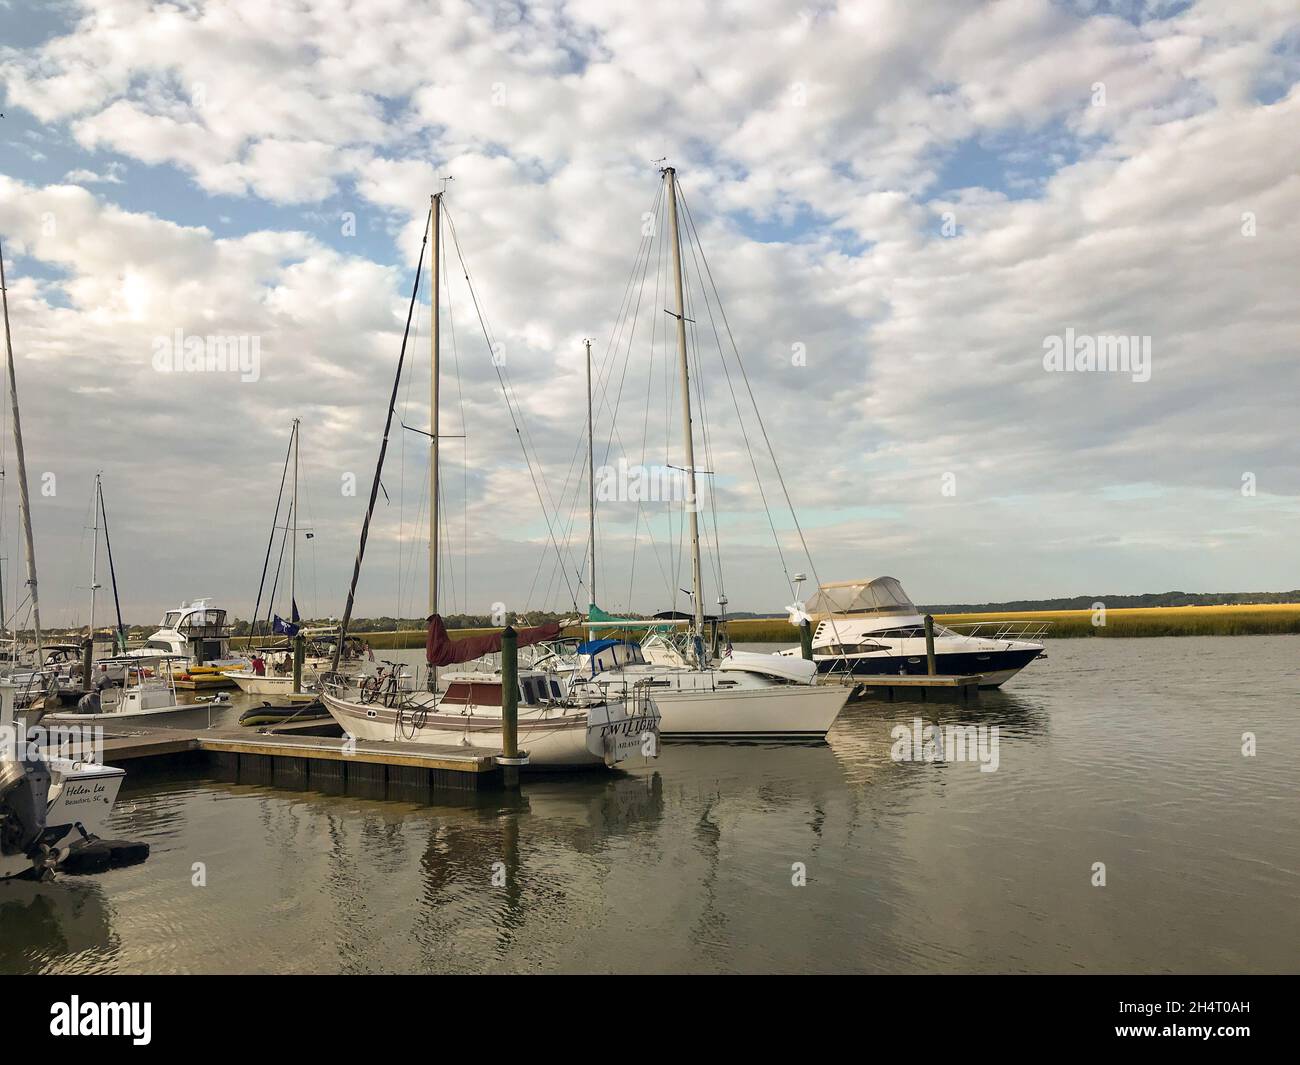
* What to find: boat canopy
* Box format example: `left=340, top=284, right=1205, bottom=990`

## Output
left=805, top=577, right=918, bottom=619
left=576, top=638, right=637, bottom=655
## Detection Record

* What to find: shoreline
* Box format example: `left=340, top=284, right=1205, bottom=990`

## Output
left=254, top=603, right=1300, bottom=649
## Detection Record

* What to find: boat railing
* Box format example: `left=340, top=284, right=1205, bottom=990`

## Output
left=943, top=620, right=1053, bottom=642
left=626, top=678, right=659, bottom=720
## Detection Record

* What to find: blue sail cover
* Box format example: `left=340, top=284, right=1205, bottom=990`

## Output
left=576, top=638, right=635, bottom=655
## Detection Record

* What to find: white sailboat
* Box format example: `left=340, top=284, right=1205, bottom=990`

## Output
left=224, top=419, right=358, bottom=696
left=546, top=168, right=849, bottom=739
left=320, top=192, right=660, bottom=769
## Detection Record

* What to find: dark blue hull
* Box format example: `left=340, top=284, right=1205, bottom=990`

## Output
left=814, top=647, right=1042, bottom=687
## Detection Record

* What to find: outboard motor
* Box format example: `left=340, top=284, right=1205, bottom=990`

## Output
left=1, top=679, right=147, bottom=880
left=0, top=749, right=58, bottom=880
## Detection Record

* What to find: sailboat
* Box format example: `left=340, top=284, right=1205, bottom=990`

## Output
left=225, top=419, right=361, bottom=697
left=319, top=192, right=660, bottom=769
left=13, top=473, right=132, bottom=706
left=0, top=241, right=131, bottom=878
left=542, top=167, right=850, bottom=739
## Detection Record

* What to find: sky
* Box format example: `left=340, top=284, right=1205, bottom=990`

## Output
left=0, top=0, right=1296, bottom=629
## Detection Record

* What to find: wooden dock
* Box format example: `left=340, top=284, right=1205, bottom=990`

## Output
left=819, top=673, right=983, bottom=704
left=76, top=720, right=501, bottom=798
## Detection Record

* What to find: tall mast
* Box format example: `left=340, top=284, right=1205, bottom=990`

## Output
left=88, top=473, right=101, bottom=642
left=0, top=240, right=42, bottom=663
left=428, top=192, right=442, bottom=691
left=429, top=193, right=442, bottom=619
left=290, top=418, right=299, bottom=619
left=585, top=338, right=596, bottom=611
left=331, top=210, right=431, bottom=673
left=663, top=168, right=705, bottom=645
left=98, top=479, right=126, bottom=654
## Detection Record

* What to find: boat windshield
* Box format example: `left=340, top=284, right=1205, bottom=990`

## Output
left=160, top=611, right=181, bottom=629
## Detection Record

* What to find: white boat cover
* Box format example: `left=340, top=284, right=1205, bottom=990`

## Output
left=804, top=576, right=917, bottom=618
left=717, top=650, right=817, bottom=684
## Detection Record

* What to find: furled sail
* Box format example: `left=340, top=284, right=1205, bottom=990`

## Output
left=425, top=614, right=561, bottom=667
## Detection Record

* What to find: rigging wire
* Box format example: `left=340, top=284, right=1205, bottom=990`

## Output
left=332, top=209, right=432, bottom=668
left=677, top=182, right=823, bottom=608
left=442, top=204, right=580, bottom=613
left=248, top=426, right=295, bottom=643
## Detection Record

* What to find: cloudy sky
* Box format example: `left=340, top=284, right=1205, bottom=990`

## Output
left=0, top=0, right=1296, bottom=629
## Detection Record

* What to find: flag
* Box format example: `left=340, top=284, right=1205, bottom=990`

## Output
left=273, top=614, right=300, bottom=637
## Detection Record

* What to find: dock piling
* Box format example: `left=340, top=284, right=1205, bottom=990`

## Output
left=799, top=619, right=813, bottom=661
left=292, top=634, right=304, bottom=693
left=924, top=614, right=937, bottom=676
left=498, top=625, right=523, bottom=788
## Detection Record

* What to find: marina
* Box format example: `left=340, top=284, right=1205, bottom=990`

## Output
left=2, top=635, right=1296, bottom=975
left=0, top=0, right=1295, bottom=1009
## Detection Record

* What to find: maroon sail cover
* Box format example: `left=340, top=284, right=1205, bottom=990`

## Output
left=426, top=614, right=561, bottom=667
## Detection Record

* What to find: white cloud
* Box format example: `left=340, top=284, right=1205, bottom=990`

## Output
left=0, top=0, right=1296, bottom=623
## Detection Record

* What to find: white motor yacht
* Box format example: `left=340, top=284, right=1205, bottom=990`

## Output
left=123, top=599, right=241, bottom=669
left=778, top=577, right=1047, bottom=689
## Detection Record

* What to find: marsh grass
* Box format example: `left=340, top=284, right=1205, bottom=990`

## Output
left=242, top=604, right=1300, bottom=649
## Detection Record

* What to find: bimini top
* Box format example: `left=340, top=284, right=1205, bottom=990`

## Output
left=576, top=638, right=637, bottom=656
left=804, top=577, right=917, bottom=619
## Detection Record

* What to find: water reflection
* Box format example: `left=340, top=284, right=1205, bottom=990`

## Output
left=4, top=638, right=1296, bottom=973
left=0, top=879, right=119, bottom=973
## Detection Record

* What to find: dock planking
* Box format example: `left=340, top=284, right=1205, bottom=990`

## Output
left=58, top=722, right=500, bottom=797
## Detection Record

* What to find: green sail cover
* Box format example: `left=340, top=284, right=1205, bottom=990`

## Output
left=587, top=604, right=674, bottom=634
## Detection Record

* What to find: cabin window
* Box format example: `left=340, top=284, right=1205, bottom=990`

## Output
left=549, top=680, right=562, bottom=698
left=520, top=679, right=536, bottom=703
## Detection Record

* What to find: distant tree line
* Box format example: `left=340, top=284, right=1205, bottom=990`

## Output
left=918, top=590, right=1300, bottom=613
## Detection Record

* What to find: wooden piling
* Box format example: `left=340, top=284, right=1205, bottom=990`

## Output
left=924, top=614, right=937, bottom=676
left=799, top=619, right=813, bottom=661
left=499, top=625, right=521, bottom=788
left=292, top=634, right=304, bottom=693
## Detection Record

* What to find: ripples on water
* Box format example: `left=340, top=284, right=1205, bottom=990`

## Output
left=2, top=637, right=1296, bottom=973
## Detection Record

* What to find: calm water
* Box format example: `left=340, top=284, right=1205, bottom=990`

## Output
left=2, top=636, right=1296, bottom=974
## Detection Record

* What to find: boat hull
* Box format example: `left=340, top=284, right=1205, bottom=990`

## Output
left=44, top=703, right=219, bottom=731
left=47, top=763, right=125, bottom=840
left=651, top=683, right=848, bottom=740
left=320, top=692, right=656, bottom=770
left=225, top=671, right=312, bottom=695
left=813, top=647, right=1042, bottom=688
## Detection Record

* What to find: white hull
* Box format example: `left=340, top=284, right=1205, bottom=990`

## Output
left=651, top=683, right=847, bottom=739
left=47, top=762, right=124, bottom=840
left=45, top=703, right=217, bottom=731
left=321, top=691, right=657, bottom=770
left=226, top=671, right=313, bottom=695
left=0, top=760, right=126, bottom=880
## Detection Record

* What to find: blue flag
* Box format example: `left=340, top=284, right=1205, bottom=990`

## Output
left=273, top=614, right=300, bottom=637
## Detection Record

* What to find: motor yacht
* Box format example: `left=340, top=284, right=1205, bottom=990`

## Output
left=778, top=577, right=1046, bottom=688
